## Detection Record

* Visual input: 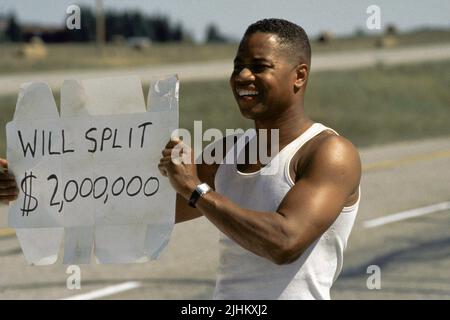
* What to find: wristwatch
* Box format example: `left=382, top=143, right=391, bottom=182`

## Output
left=188, top=183, right=212, bottom=208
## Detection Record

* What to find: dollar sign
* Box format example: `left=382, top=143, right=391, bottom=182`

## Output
left=20, top=171, right=38, bottom=216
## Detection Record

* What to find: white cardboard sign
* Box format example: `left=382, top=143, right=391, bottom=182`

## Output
left=6, top=75, right=178, bottom=265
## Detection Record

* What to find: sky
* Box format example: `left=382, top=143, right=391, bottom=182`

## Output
left=1, top=0, right=449, bottom=42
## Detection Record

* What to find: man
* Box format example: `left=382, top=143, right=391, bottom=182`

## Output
left=1, top=19, right=361, bottom=299
left=158, top=19, right=361, bottom=299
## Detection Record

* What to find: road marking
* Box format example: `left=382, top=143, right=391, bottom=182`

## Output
left=363, top=149, right=450, bottom=172
left=364, top=201, right=450, bottom=228
left=61, top=281, right=141, bottom=300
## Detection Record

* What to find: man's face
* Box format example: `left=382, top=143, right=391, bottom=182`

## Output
left=230, top=32, right=298, bottom=120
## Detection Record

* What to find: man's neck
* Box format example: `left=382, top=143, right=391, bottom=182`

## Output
left=254, top=104, right=313, bottom=151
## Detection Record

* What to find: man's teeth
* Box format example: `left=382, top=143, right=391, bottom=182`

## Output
left=237, top=90, right=259, bottom=97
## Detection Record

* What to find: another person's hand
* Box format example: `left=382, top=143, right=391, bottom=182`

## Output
left=0, top=158, right=18, bottom=205
left=158, top=137, right=200, bottom=199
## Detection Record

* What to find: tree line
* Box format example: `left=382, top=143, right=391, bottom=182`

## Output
left=0, top=7, right=229, bottom=43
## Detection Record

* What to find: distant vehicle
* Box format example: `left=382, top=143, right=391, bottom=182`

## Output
left=126, top=37, right=152, bottom=50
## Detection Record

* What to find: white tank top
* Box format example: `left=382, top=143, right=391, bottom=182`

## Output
left=212, top=123, right=360, bottom=300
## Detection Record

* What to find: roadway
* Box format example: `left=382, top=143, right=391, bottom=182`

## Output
left=1, top=135, right=450, bottom=299
left=0, top=43, right=449, bottom=96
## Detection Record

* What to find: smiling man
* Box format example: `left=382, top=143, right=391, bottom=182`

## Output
left=158, top=19, right=362, bottom=300
left=0, top=18, right=362, bottom=300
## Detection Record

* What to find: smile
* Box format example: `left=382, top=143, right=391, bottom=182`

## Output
left=237, top=89, right=259, bottom=97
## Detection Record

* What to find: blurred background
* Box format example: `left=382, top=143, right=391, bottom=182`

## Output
left=0, top=0, right=449, bottom=300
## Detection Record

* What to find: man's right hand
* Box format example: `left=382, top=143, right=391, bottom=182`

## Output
left=0, top=158, right=18, bottom=205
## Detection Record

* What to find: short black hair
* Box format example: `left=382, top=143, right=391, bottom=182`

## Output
left=243, top=18, right=311, bottom=66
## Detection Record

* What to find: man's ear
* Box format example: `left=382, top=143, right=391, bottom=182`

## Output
left=294, top=64, right=308, bottom=92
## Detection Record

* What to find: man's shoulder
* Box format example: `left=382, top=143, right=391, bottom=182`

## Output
left=315, top=132, right=359, bottom=158
left=296, top=131, right=361, bottom=181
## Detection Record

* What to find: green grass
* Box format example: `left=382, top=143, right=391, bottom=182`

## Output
left=310, top=29, right=450, bottom=53
left=0, top=42, right=239, bottom=74
left=306, top=61, right=450, bottom=146
left=1, top=60, right=450, bottom=157
left=0, top=29, right=449, bottom=74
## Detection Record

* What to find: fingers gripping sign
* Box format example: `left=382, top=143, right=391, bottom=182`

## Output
left=0, top=158, right=19, bottom=205
left=158, top=137, right=200, bottom=199
left=170, top=136, right=191, bottom=166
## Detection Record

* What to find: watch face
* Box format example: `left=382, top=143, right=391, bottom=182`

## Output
left=197, top=183, right=211, bottom=195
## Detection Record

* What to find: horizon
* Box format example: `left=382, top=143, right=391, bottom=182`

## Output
left=0, top=0, right=449, bottom=42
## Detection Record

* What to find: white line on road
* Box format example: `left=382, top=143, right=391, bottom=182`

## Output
left=61, top=281, right=142, bottom=300
left=364, top=201, right=450, bottom=229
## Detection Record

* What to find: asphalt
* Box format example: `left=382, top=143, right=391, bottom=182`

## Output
left=1, top=135, right=450, bottom=299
